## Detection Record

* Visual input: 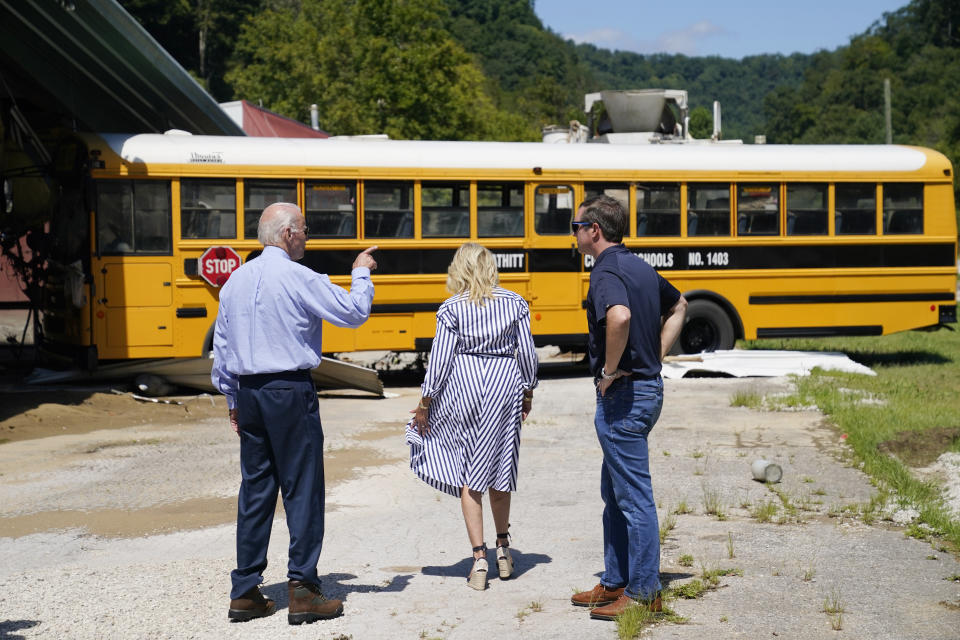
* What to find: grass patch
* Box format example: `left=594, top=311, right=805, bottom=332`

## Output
left=659, top=511, right=677, bottom=544
left=673, top=499, right=693, bottom=515
left=702, top=484, right=723, bottom=517
left=751, top=500, right=779, bottom=523
left=743, top=323, right=960, bottom=550
left=730, top=388, right=764, bottom=408
left=678, top=553, right=694, bottom=567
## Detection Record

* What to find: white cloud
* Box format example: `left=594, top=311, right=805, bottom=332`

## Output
left=564, top=27, right=640, bottom=52
left=653, top=20, right=726, bottom=55
left=565, top=20, right=728, bottom=56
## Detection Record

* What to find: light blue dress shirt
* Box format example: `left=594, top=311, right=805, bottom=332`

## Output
left=211, top=245, right=374, bottom=409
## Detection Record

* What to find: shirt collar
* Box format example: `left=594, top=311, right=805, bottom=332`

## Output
left=595, top=243, right=627, bottom=265
left=262, top=245, right=292, bottom=260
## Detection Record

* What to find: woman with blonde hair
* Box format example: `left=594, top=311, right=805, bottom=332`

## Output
left=407, top=242, right=538, bottom=590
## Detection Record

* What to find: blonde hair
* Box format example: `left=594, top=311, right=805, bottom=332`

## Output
left=446, top=242, right=498, bottom=305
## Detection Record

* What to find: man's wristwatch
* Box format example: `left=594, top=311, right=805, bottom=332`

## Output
left=600, top=367, right=618, bottom=380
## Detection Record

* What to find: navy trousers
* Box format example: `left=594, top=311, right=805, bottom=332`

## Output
left=230, top=370, right=325, bottom=599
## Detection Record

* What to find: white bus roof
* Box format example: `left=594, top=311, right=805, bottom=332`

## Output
left=95, top=133, right=942, bottom=174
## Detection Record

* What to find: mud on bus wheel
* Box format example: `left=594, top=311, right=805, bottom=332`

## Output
left=670, top=298, right=735, bottom=354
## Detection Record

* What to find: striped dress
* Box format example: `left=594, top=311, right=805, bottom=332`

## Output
left=407, top=287, right=538, bottom=497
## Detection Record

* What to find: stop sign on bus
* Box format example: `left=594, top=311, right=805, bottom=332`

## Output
left=198, top=246, right=242, bottom=287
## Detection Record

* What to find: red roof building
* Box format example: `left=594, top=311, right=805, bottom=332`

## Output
left=219, top=100, right=329, bottom=138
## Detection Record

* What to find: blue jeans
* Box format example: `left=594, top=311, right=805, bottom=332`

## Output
left=594, top=376, right=663, bottom=600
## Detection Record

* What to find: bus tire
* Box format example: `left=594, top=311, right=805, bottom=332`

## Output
left=672, top=299, right=735, bottom=354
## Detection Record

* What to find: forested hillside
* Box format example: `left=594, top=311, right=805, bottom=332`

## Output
left=121, top=0, right=959, bottom=203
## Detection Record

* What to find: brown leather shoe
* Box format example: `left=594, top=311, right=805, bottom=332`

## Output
left=288, top=580, right=343, bottom=624
left=570, top=583, right=625, bottom=607
left=228, top=586, right=276, bottom=622
left=590, top=593, right=662, bottom=620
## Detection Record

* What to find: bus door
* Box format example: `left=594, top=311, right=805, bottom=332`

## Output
left=528, top=183, right=582, bottom=340
left=91, top=179, right=174, bottom=356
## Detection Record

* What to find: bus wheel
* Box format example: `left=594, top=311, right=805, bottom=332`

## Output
left=673, top=299, right=735, bottom=354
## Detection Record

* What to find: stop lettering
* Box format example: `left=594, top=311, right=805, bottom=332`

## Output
left=198, top=246, right=242, bottom=287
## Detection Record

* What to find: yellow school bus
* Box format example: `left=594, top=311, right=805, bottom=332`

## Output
left=40, top=133, right=957, bottom=364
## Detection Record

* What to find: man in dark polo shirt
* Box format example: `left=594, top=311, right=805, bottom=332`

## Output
left=568, top=194, right=687, bottom=621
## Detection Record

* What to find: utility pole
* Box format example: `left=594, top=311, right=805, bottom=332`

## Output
left=884, top=78, right=892, bottom=144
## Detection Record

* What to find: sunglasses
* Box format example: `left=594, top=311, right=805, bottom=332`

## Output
left=570, top=220, right=592, bottom=233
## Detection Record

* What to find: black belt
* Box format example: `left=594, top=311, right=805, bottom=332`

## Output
left=239, top=369, right=313, bottom=386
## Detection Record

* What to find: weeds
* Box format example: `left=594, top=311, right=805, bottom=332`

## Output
left=674, top=500, right=693, bottom=515
left=672, top=579, right=708, bottom=599
left=730, top=389, right=764, bottom=409
left=678, top=554, right=694, bottom=567
left=659, top=511, right=677, bottom=544
left=829, top=612, right=844, bottom=631
left=516, top=600, right=543, bottom=622
left=726, top=532, right=735, bottom=559
left=745, top=327, right=960, bottom=550
left=823, top=587, right=845, bottom=614
left=702, top=485, right=722, bottom=516
left=615, top=602, right=652, bottom=639
left=751, top=500, right=778, bottom=523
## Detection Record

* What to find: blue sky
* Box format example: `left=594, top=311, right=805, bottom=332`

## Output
left=534, top=1, right=909, bottom=59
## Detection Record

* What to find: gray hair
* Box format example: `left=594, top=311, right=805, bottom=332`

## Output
left=257, top=202, right=302, bottom=245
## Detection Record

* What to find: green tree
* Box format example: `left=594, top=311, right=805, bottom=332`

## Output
left=688, top=106, right=712, bottom=139
left=227, top=0, right=528, bottom=140
left=121, top=0, right=263, bottom=99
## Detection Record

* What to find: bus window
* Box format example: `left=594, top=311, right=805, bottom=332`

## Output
left=97, top=180, right=172, bottom=254
left=181, top=179, right=236, bottom=240
left=836, top=183, right=876, bottom=235
left=422, top=182, right=469, bottom=238
left=364, top=181, right=413, bottom=238
left=636, top=183, right=680, bottom=236
left=477, top=182, right=523, bottom=237
left=534, top=184, right=574, bottom=235
left=737, top=184, right=779, bottom=235
left=585, top=183, right=628, bottom=210
left=883, top=183, right=923, bottom=234
left=687, top=184, right=731, bottom=236
left=786, top=184, right=828, bottom=235
left=305, top=181, right=356, bottom=238
left=244, top=179, right=297, bottom=239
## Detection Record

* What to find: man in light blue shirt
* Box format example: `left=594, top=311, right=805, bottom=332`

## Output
left=212, top=202, right=376, bottom=625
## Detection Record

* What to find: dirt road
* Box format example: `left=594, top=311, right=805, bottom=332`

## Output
left=0, top=375, right=958, bottom=639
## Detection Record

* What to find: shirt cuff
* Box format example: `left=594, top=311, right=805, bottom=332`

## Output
left=351, top=266, right=371, bottom=279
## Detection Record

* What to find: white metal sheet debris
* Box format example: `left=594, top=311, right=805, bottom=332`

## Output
left=661, top=350, right=875, bottom=379
left=25, top=355, right=384, bottom=396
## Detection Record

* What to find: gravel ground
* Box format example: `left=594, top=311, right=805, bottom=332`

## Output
left=1, top=375, right=958, bottom=639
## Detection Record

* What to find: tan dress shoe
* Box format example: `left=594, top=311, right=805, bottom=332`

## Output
left=590, top=593, right=662, bottom=620
left=570, top=583, right=625, bottom=607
